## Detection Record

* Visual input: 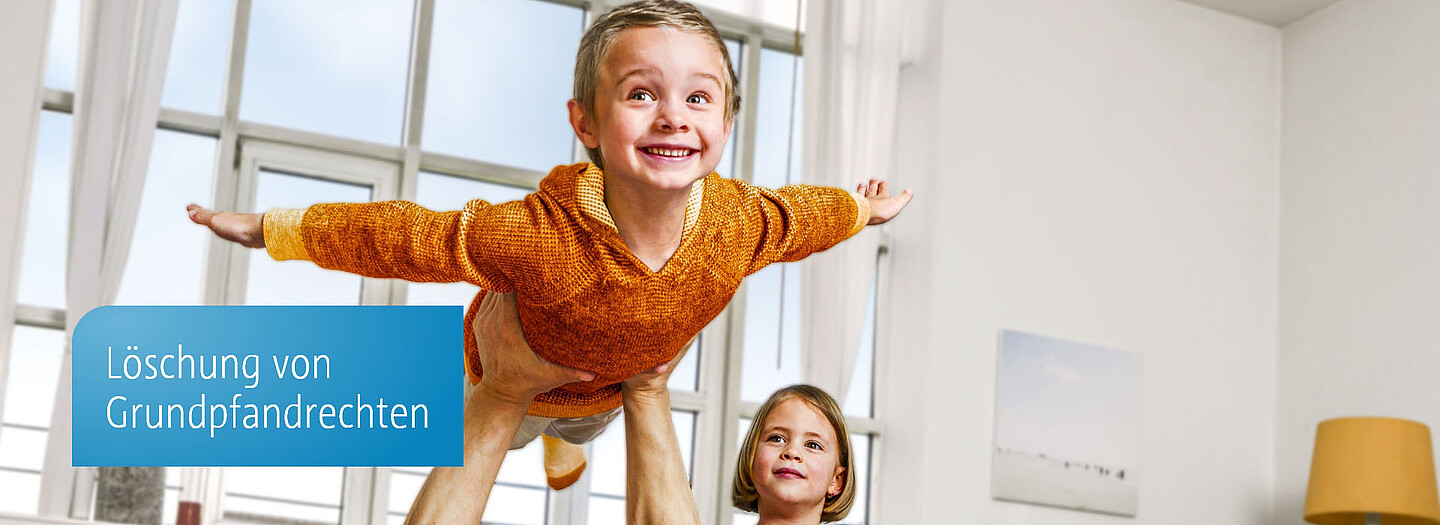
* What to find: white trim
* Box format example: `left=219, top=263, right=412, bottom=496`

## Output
left=339, top=467, right=377, bottom=525
left=14, top=305, right=65, bottom=330
left=200, top=0, right=250, bottom=307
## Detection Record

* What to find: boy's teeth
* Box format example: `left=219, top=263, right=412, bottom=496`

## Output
left=644, top=147, right=691, bottom=157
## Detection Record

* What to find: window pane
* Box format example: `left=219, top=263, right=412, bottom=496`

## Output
left=0, top=427, right=47, bottom=473
left=587, top=410, right=696, bottom=523
left=245, top=170, right=370, bottom=305
left=385, top=421, right=547, bottom=524
left=241, top=0, right=413, bottom=145
left=163, top=468, right=181, bottom=525
left=0, top=471, right=41, bottom=515
left=17, top=111, right=72, bottom=310
left=160, top=0, right=233, bottom=114
left=407, top=172, right=530, bottom=306
left=843, top=274, right=877, bottom=418
left=836, top=434, right=872, bottom=524
left=666, top=333, right=699, bottom=392
left=222, top=466, right=342, bottom=524
left=44, top=0, right=79, bottom=91
left=2, top=326, right=65, bottom=428
left=717, top=38, right=741, bottom=178
left=749, top=49, right=803, bottom=188
left=116, top=130, right=217, bottom=305
left=586, top=496, right=625, bottom=525
left=740, top=48, right=805, bottom=403
left=0, top=326, right=61, bottom=518
left=740, top=262, right=801, bottom=403
left=423, top=0, right=582, bottom=172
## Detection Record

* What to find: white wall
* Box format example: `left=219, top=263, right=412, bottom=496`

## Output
left=878, top=0, right=1281, bottom=523
left=1277, top=1, right=1440, bottom=523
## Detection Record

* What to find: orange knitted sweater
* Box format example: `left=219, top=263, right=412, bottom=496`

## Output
left=263, top=163, right=869, bottom=418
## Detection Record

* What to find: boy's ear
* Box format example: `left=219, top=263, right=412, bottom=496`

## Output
left=567, top=99, right=601, bottom=149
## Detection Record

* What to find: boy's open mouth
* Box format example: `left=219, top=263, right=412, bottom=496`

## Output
left=640, top=146, right=698, bottom=159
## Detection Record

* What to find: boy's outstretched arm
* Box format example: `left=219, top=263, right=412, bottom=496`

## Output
left=856, top=178, right=913, bottom=226
left=186, top=198, right=510, bottom=290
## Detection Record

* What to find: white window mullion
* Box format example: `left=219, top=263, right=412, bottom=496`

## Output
left=201, top=0, right=250, bottom=307
left=339, top=468, right=377, bottom=525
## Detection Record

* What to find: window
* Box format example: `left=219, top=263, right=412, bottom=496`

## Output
left=160, top=0, right=233, bottom=115
left=423, top=0, right=584, bottom=172
left=584, top=411, right=696, bottom=525
left=10, top=2, right=882, bottom=524
left=15, top=112, right=72, bottom=311
left=240, top=0, right=414, bottom=144
left=0, top=327, right=65, bottom=515
left=43, top=0, right=78, bottom=92
left=115, top=130, right=217, bottom=305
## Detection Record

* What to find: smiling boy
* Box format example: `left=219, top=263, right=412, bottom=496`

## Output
left=189, top=0, right=912, bottom=491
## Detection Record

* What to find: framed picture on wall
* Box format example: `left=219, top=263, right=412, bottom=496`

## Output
left=991, top=329, right=1143, bottom=516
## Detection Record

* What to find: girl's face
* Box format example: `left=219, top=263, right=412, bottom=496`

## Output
left=750, top=398, right=846, bottom=514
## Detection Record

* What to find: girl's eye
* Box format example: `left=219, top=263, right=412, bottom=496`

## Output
left=687, top=93, right=710, bottom=104
left=806, top=441, right=823, bottom=451
left=629, top=90, right=655, bottom=101
left=765, top=434, right=785, bottom=443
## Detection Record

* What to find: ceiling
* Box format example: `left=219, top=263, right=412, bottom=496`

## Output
left=1176, top=0, right=1347, bottom=26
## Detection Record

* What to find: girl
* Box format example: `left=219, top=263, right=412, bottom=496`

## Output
left=733, top=385, right=856, bottom=524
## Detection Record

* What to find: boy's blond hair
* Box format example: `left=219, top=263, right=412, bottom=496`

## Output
left=573, top=0, right=741, bottom=169
left=733, top=384, right=856, bottom=522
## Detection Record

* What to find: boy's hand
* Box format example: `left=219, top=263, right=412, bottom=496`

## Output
left=187, top=204, right=265, bottom=249
left=857, top=179, right=913, bottom=226
left=621, top=337, right=694, bottom=400
left=472, top=292, right=597, bottom=406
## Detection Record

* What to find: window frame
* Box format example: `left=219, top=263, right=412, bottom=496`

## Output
left=3, top=1, right=892, bottom=524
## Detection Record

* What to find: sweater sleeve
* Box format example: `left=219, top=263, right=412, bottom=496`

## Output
left=262, top=199, right=514, bottom=292
left=741, top=183, right=871, bottom=276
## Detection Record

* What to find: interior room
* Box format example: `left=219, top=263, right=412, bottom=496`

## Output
left=1, top=0, right=1436, bottom=524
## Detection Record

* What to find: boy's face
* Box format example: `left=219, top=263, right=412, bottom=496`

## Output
left=570, top=26, right=732, bottom=193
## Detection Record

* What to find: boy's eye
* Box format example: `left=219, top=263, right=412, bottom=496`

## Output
left=629, top=90, right=655, bottom=101
left=687, top=93, right=711, bottom=104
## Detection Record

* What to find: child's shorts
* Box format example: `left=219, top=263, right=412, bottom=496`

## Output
left=462, top=374, right=623, bottom=450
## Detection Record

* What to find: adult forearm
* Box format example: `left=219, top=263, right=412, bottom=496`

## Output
left=405, top=385, right=529, bottom=524
left=622, top=388, right=700, bottom=525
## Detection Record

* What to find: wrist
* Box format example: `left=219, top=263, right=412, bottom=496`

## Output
left=472, top=381, right=537, bottom=411
left=622, top=383, right=670, bottom=407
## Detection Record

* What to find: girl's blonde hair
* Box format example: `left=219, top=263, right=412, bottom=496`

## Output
left=732, top=385, right=856, bottom=522
left=572, top=0, right=741, bottom=169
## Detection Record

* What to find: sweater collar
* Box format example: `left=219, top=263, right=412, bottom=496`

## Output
left=577, top=163, right=706, bottom=236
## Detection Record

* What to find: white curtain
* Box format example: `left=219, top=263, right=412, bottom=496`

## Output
left=0, top=0, right=56, bottom=436
left=38, top=0, right=179, bottom=516
left=799, top=0, right=904, bottom=404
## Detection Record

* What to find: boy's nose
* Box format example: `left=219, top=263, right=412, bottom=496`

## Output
left=655, top=101, right=690, bottom=132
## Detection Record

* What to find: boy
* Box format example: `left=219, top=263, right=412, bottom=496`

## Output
left=189, top=0, right=912, bottom=490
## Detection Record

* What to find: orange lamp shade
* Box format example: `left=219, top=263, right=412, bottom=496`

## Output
left=1305, top=417, right=1440, bottom=525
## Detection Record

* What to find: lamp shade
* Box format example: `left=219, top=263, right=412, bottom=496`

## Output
left=1305, top=417, right=1440, bottom=525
